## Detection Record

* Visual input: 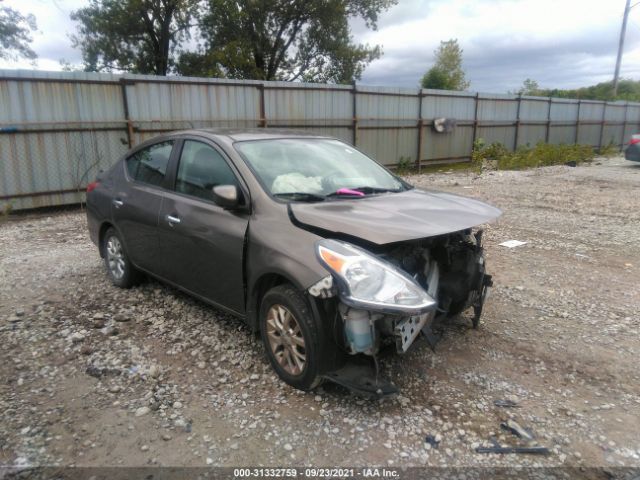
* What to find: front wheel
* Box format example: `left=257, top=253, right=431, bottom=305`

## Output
left=259, top=284, right=324, bottom=391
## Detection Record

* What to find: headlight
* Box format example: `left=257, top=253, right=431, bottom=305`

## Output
left=316, top=239, right=436, bottom=315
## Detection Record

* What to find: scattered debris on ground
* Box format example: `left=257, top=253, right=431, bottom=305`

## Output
left=498, top=240, right=527, bottom=248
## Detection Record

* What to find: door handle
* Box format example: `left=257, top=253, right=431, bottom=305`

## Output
left=113, top=199, right=123, bottom=208
left=166, top=214, right=181, bottom=226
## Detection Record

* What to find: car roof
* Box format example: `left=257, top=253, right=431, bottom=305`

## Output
left=170, top=128, right=332, bottom=142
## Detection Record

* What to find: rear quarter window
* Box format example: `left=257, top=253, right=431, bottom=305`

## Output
left=126, top=141, right=174, bottom=187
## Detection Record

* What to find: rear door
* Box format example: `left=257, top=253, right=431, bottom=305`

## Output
left=112, top=140, right=175, bottom=274
left=157, top=138, right=249, bottom=314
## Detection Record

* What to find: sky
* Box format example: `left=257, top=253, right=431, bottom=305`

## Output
left=1, top=0, right=639, bottom=93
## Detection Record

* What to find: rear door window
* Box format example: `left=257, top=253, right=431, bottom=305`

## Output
left=175, top=140, right=238, bottom=202
left=126, top=141, right=174, bottom=188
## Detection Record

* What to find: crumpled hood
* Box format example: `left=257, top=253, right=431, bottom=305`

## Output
left=289, top=188, right=502, bottom=245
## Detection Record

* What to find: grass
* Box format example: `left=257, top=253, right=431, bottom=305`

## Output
left=415, top=161, right=477, bottom=174
left=394, top=139, right=619, bottom=177
left=0, top=202, right=13, bottom=223
left=598, top=141, right=620, bottom=158
left=470, top=139, right=618, bottom=171
left=392, top=159, right=478, bottom=176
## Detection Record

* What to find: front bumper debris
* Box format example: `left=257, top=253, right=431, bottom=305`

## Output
left=307, top=275, right=336, bottom=298
left=323, top=363, right=398, bottom=398
left=395, top=313, right=431, bottom=353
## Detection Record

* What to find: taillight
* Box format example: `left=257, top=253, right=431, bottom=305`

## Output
left=629, top=137, right=640, bottom=145
left=86, top=181, right=99, bottom=193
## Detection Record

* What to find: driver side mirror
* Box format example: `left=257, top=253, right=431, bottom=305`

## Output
left=212, top=185, right=242, bottom=210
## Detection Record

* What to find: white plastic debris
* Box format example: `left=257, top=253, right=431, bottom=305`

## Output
left=499, top=240, right=527, bottom=248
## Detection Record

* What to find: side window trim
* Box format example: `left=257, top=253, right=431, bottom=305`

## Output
left=172, top=138, right=247, bottom=205
left=123, top=139, right=176, bottom=190
left=164, top=138, right=184, bottom=191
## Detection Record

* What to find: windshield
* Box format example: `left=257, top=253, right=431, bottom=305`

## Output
left=235, top=138, right=407, bottom=200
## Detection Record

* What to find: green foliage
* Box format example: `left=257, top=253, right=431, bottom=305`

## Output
left=420, top=68, right=449, bottom=90
left=395, top=156, right=413, bottom=174
left=175, top=51, right=224, bottom=78
left=177, top=0, right=394, bottom=83
left=0, top=4, right=37, bottom=61
left=599, top=139, right=620, bottom=157
left=515, top=78, right=640, bottom=102
left=414, top=161, right=478, bottom=175
left=471, top=138, right=508, bottom=169
left=421, top=39, right=469, bottom=91
left=516, top=78, right=542, bottom=96
left=0, top=201, right=12, bottom=222
left=472, top=139, right=598, bottom=171
left=71, top=0, right=200, bottom=75
left=71, top=0, right=393, bottom=82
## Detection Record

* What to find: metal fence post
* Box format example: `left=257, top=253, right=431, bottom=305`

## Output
left=513, top=94, right=522, bottom=151
left=574, top=100, right=581, bottom=145
left=416, top=89, right=424, bottom=171
left=599, top=102, right=607, bottom=151
left=545, top=97, right=552, bottom=143
left=621, top=102, right=629, bottom=148
left=119, top=78, right=134, bottom=149
left=352, top=81, right=358, bottom=146
left=258, top=84, right=267, bottom=128
left=472, top=92, right=480, bottom=148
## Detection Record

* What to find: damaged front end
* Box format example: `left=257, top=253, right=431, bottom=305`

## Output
left=308, top=230, right=492, bottom=397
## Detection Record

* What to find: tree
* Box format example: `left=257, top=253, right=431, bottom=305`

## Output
left=420, top=39, right=469, bottom=91
left=511, top=78, right=640, bottom=101
left=517, top=78, right=541, bottom=96
left=71, top=0, right=200, bottom=75
left=177, top=0, right=395, bottom=83
left=0, top=2, right=37, bottom=61
left=420, top=68, right=448, bottom=90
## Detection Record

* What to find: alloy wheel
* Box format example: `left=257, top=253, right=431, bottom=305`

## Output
left=266, top=304, right=307, bottom=376
left=105, top=236, right=126, bottom=280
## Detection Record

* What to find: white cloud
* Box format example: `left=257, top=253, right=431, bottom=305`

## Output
left=0, top=0, right=85, bottom=70
left=355, top=0, right=640, bottom=91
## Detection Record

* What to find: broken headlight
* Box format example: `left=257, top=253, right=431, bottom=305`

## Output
left=316, top=239, right=436, bottom=315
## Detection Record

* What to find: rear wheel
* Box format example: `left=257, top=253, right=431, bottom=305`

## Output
left=260, top=284, right=324, bottom=391
left=102, top=227, right=142, bottom=288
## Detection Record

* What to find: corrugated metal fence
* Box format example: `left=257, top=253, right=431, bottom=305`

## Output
left=2, top=69, right=639, bottom=210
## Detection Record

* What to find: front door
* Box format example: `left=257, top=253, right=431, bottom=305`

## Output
left=157, top=139, right=249, bottom=314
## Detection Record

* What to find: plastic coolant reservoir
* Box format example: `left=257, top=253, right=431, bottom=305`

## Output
left=343, top=308, right=373, bottom=353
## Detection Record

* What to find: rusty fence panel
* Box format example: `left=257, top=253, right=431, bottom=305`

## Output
left=1, top=69, right=640, bottom=210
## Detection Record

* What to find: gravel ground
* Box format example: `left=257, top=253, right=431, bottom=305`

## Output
left=1, top=156, right=639, bottom=470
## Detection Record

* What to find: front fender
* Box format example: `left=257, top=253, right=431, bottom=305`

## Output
left=245, top=211, right=329, bottom=330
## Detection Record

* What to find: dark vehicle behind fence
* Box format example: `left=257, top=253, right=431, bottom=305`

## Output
left=86, top=129, right=501, bottom=395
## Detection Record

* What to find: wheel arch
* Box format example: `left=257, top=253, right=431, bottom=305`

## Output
left=98, top=221, right=131, bottom=260
left=247, top=271, right=302, bottom=333
left=98, top=221, right=115, bottom=257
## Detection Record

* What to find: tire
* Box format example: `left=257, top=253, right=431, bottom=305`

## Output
left=259, top=284, right=325, bottom=391
left=102, top=227, right=142, bottom=288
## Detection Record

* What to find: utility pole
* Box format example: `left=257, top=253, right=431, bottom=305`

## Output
left=613, top=0, right=632, bottom=97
